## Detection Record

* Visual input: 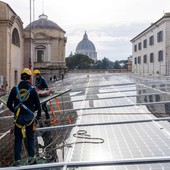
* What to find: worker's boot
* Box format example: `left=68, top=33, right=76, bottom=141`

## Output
left=28, top=157, right=37, bottom=165
left=13, top=160, right=20, bottom=166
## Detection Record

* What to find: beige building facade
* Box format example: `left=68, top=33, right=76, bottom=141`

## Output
left=0, top=1, right=67, bottom=89
left=24, top=14, right=67, bottom=79
left=131, top=13, right=170, bottom=75
left=0, top=1, right=24, bottom=89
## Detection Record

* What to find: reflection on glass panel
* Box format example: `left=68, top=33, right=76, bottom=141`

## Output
left=149, top=95, right=153, bottom=102
left=155, top=94, right=160, bottom=102
left=136, top=83, right=170, bottom=116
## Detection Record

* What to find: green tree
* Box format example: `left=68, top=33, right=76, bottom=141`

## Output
left=101, top=57, right=114, bottom=69
left=66, top=54, right=94, bottom=69
left=113, top=60, right=122, bottom=69
left=91, top=60, right=103, bottom=69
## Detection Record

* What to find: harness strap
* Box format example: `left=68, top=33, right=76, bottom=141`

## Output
left=14, top=86, right=34, bottom=112
left=15, top=118, right=35, bottom=138
left=49, top=101, right=57, bottom=125
left=55, top=98, right=62, bottom=115
left=14, top=86, right=34, bottom=138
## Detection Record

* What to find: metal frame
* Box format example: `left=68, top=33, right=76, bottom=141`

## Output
left=37, top=116, right=170, bottom=131
left=1, top=156, right=170, bottom=170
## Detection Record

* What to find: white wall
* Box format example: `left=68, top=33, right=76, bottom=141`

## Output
left=132, top=19, right=168, bottom=75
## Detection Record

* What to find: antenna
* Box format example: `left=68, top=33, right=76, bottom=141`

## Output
left=33, top=0, right=35, bottom=21
left=42, top=0, right=44, bottom=14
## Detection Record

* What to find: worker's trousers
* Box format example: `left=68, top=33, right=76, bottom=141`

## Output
left=14, top=123, right=35, bottom=161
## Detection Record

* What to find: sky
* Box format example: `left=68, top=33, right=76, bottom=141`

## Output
left=2, top=0, right=170, bottom=61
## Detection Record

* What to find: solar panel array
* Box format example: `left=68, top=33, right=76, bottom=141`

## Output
left=64, top=74, right=170, bottom=170
left=1, top=73, right=170, bottom=169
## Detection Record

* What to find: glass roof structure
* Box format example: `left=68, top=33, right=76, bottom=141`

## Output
left=1, top=73, right=170, bottom=170
left=62, top=73, right=170, bottom=170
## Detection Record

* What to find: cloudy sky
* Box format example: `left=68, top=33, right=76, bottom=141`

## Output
left=2, top=0, right=170, bottom=61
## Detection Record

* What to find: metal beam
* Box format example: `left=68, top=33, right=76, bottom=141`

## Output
left=60, top=92, right=166, bottom=103
left=50, top=100, right=170, bottom=114
left=37, top=116, right=170, bottom=131
left=70, top=80, right=170, bottom=92
left=1, top=156, right=170, bottom=169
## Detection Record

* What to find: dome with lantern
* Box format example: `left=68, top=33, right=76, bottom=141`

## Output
left=75, top=32, right=97, bottom=62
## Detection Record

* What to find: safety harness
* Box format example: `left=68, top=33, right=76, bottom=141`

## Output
left=14, top=86, right=34, bottom=138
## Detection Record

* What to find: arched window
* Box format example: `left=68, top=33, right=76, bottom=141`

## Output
left=12, top=28, right=20, bottom=47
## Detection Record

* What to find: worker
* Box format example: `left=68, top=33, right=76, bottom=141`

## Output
left=33, top=70, right=50, bottom=122
left=7, top=68, right=40, bottom=166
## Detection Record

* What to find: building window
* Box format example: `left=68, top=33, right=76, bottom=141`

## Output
left=134, top=57, right=137, bottom=64
left=157, top=31, right=163, bottom=42
left=37, top=50, right=44, bottom=62
left=143, top=55, right=147, bottom=63
left=158, top=50, right=163, bottom=61
left=36, top=45, right=46, bottom=62
left=143, top=39, right=147, bottom=48
left=138, top=42, right=142, bottom=50
left=134, top=45, right=137, bottom=52
left=12, top=28, right=20, bottom=47
left=150, top=53, right=154, bottom=63
left=138, top=56, right=141, bottom=64
left=149, top=35, right=154, bottom=46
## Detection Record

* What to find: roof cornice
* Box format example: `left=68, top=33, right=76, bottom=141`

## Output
left=130, top=13, right=170, bottom=42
